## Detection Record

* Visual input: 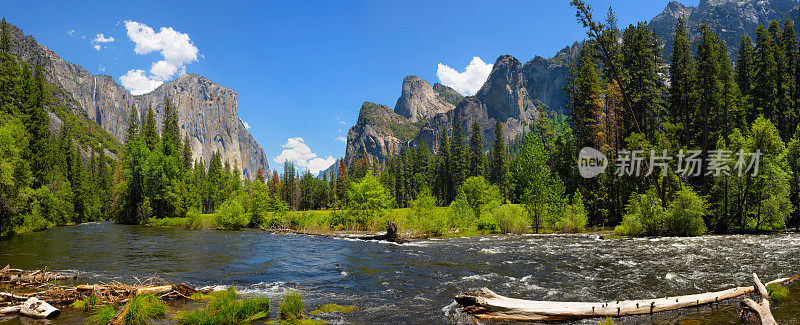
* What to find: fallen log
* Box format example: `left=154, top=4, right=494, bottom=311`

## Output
left=455, top=275, right=797, bottom=322
left=740, top=273, right=777, bottom=325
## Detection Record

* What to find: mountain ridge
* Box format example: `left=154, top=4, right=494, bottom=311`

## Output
left=5, top=22, right=269, bottom=178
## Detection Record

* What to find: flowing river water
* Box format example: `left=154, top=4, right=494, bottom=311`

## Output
left=0, top=222, right=798, bottom=324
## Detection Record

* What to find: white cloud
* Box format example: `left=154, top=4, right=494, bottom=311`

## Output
left=335, top=136, right=346, bottom=142
left=92, top=33, right=115, bottom=51
left=242, top=120, right=251, bottom=130
left=119, top=69, right=163, bottom=95
left=436, top=56, right=493, bottom=96
left=119, top=21, right=199, bottom=95
left=93, top=33, right=115, bottom=43
left=67, top=29, right=76, bottom=37
left=274, top=137, right=336, bottom=174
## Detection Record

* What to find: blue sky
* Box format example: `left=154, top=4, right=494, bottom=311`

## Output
left=4, top=0, right=697, bottom=173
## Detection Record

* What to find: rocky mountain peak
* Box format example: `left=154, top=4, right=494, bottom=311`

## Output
left=475, top=55, right=535, bottom=122
left=394, top=75, right=456, bottom=123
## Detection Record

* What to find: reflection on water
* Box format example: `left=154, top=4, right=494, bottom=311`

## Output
left=0, top=222, right=798, bottom=324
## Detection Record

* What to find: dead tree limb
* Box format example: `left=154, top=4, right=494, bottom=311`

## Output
left=740, top=273, right=778, bottom=325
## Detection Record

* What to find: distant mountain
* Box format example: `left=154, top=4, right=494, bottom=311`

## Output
left=650, top=0, right=800, bottom=60
left=345, top=55, right=542, bottom=165
left=343, top=0, right=800, bottom=167
left=6, top=22, right=269, bottom=178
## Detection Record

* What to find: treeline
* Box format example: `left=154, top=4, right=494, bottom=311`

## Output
left=0, top=19, right=115, bottom=236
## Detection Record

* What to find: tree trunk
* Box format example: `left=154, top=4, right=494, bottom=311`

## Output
left=455, top=275, right=796, bottom=322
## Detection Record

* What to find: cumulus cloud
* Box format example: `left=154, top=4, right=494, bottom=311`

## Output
left=119, top=69, right=163, bottom=95
left=274, top=137, right=336, bottom=174
left=436, top=56, right=493, bottom=96
left=335, top=136, right=346, bottom=142
left=119, top=21, right=199, bottom=95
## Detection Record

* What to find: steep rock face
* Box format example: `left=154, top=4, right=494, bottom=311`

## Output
left=414, top=55, right=538, bottom=152
left=5, top=23, right=268, bottom=178
left=393, top=76, right=456, bottom=122
left=651, top=0, right=799, bottom=60
left=136, top=75, right=268, bottom=178
left=345, top=102, right=412, bottom=166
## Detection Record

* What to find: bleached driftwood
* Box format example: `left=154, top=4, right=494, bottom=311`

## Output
left=455, top=275, right=797, bottom=322
left=19, top=297, right=59, bottom=319
left=740, top=273, right=777, bottom=325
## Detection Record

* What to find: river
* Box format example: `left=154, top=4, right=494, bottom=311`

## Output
left=0, top=222, right=798, bottom=324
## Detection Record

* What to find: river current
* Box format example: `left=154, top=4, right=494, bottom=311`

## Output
left=0, top=222, right=798, bottom=324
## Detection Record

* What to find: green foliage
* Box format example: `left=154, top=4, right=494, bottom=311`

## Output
left=615, top=189, right=667, bottom=236
left=124, top=293, right=165, bottom=325
left=514, top=133, right=565, bottom=232
left=449, top=191, right=475, bottom=230
left=214, top=196, right=248, bottom=230
left=667, top=188, right=708, bottom=236
left=176, top=287, right=270, bottom=325
left=766, top=283, right=789, bottom=303
left=490, top=204, right=528, bottom=234
left=458, top=176, right=502, bottom=220
left=346, top=172, right=393, bottom=230
left=279, top=290, right=305, bottom=321
left=555, top=192, right=589, bottom=233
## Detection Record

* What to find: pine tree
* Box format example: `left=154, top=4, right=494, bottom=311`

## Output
left=0, top=18, right=19, bottom=115
left=142, top=105, right=159, bottom=150
left=769, top=20, right=793, bottom=139
left=435, top=130, right=450, bottom=203
left=489, top=121, right=509, bottom=199
left=181, top=135, right=192, bottom=171
left=450, top=121, right=467, bottom=191
left=621, top=22, right=667, bottom=137
left=753, top=24, right=779, bottom=123
left=669, top=18, right=697, bottom=147
left=570, top=42, right=603, bottom=148
left=161, top=98, right=180, bottom=152
left=125, top=104, right=139, bottom=144
left=735, top=34, right=754, bottom=99
left=468, top=122, right=484, bottom=177
left=696, top=24, right=726, bottom=180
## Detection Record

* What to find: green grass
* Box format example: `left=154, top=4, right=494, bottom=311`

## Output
left=279, top=290, right=305, bottom=321
left=147, top=204, right=597, bottom=238
left=124, top=293, right=166, bottom=325
left=72, top=295, right=101, bottom=312
left=88, top=305, right=116, bottom=325
left=147, top=214, right=215, bottom=229
left=309, top=303, right=357, bottom=315
left=175, top=288, right=269, bottom=325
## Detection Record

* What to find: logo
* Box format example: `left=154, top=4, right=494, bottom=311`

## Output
left=578, top=147, right=608, bottom=178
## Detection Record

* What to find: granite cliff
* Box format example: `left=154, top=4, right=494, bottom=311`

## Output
left=5, top=23, right=268, bottom=178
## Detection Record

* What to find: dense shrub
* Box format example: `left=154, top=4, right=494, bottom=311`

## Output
left=346, top=173, right=394, bottom=230
left=548, top=192, right=587, bottom=233
left=408, top=188, right=447, bottom=236
left=491, top=205, right=528, bottom=234
left=449, top=191, right=475, bottom=230
left=459, top=176, right=503, bottom=220
left=615, top=189, right=666, bottom=236
left=214, top=198, right=248, bottom=230
left=667, top=188, right=708, bottom=236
